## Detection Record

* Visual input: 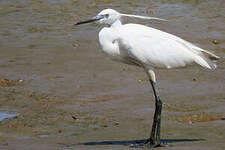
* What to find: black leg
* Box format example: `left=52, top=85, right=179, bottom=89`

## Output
left=144, top=79, right=163, bottom=148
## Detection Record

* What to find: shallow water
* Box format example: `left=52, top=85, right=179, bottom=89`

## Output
left=0, top=0, right=225, bottom=150
left=0, top=112, right=17, bottom=121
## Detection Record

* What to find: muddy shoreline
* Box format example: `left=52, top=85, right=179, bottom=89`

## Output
left=0, top=0, right=225, bottom=150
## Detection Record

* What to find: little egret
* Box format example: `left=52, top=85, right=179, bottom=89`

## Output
left=75, top=9, right=219, bottom=147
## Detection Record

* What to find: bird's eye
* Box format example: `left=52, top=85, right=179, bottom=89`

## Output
left=105, top=14, right=109, bottom=18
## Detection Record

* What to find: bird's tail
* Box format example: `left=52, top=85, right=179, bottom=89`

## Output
left=178, top=40, right=219, bottom=69
left=193, top=48, right=219, bottom=69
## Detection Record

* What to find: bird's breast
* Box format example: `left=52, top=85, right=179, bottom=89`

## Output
left=98, top=28, right=129, bottom=60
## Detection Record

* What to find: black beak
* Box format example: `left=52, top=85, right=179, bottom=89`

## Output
left=74, top=15, right=104, bottom=26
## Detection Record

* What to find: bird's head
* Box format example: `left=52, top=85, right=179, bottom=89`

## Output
left=97, top=9, right=121, bottom=25
left=75, top=9, right=167, bottom=26
left=75, top=9, right=121, bottom=26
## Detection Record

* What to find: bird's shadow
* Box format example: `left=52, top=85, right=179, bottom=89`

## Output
left=79, top=138, right=205, bottom=146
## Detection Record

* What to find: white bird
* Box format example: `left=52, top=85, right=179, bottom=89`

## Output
left=75, top=9, right=219, bottom=148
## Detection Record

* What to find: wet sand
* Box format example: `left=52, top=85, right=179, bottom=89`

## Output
left=0, top=0, right=225, bottom=149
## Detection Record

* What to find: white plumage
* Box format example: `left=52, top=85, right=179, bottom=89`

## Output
left=98, top=18, right=219, bottom=70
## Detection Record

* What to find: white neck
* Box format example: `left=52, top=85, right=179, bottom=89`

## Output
left=111, top=20, right=122, bottom=28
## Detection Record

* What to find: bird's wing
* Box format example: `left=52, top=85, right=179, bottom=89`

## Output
left=118, top=24, right=218, bottom=69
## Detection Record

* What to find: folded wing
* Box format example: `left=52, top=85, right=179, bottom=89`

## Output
left=118, top=24, right=219, bottom=69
